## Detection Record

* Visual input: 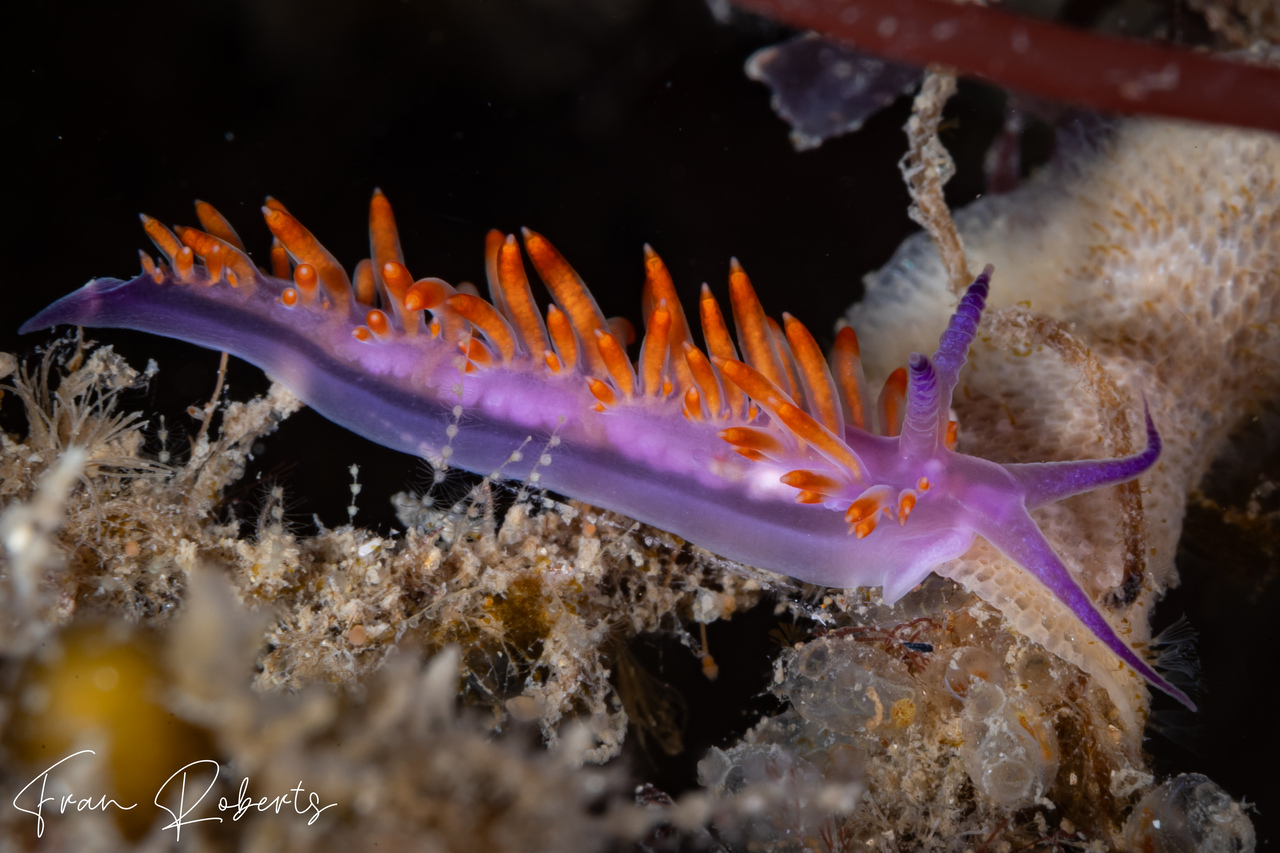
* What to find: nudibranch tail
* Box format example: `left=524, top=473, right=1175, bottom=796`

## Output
left=20, top=194, right=1189, bottom=713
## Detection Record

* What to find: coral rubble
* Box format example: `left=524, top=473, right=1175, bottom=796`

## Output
left=0, top=336, right=765, bottom=849
left=1, top=117, right=1270, bottom=851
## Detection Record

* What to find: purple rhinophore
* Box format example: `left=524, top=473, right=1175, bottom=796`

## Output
left=933, top=264, right=991, bottom=395
left=899, top=352, right=940, bottom=459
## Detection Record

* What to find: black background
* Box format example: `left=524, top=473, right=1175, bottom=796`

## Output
left=2, top=0, right=1274, bottom=843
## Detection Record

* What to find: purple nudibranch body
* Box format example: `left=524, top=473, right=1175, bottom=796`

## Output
left=20, top=194, right=1193, bottom=710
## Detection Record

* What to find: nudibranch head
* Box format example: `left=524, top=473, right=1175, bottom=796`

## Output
left=20, top=193, right=1191, bottom=711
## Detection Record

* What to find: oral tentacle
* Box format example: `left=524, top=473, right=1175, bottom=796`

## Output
left=1006, top=400, right=1162, bottom=509
left=974, top=507, right=1195, bottom=710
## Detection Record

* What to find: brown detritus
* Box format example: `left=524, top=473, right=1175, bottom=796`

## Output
left=985, top=307, right=1148, bottom=606
left=1188, top=0, right=1280, bottom=48
left=900, top=71, right=971, bottom=295
left=1189, top=480, right=1280, bottom=595
left=974, top=818, right=1010, bottom=853
left=0, top=351, right=17, bottom=384
left=2, top=339, right=164, bottom=489
left=1051, top=701, right=1123, bottom=842
left=163, top=571, right=637, bottom=851
left=0, top=342, right=766, bottom=766
left=819, top=817, right=857, bottom=853
left=484, top=571, right=557, bottom=656
left=614, top=644, right=687, bottom=756
left=190, top=349, right=228, bottom=452
left=825, top=615, right=941, bottom=675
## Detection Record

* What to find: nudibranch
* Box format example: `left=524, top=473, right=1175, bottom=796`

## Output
left=20, top=191, right=1193, bottom=710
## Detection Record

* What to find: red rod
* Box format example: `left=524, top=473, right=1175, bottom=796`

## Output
left=732, top=0, right=1280, bottom=134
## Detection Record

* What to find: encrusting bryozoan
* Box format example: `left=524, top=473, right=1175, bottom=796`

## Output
left=852, top=117, right=1280, bottom=728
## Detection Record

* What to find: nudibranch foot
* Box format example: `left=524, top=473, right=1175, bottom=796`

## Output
left=20, top=193, right=1192, bottom=713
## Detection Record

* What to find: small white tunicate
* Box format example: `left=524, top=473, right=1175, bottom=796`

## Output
left=944, top=646, right=1003, bottom=697
left=784, top=637, right=916, bottom=736
left=958, top=685, right=1059, bottom=808
left=698, top=729, right=864, bottom=845
left=1123, top=774, right=1256, bottom=853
